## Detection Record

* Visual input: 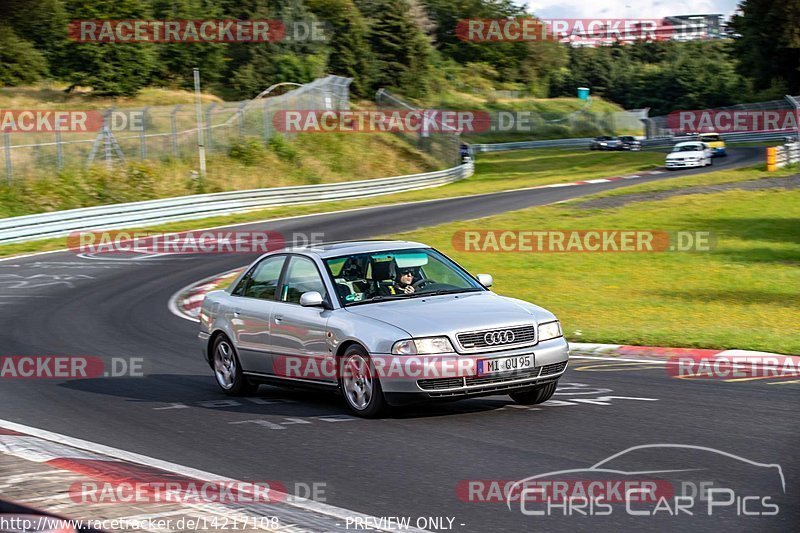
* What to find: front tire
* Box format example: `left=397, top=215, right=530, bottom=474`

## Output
left=212, top=335, right=258, bottom=396
left=509, top=381, right=558, bottom=405
left=339, top=345, right=386, bottom=417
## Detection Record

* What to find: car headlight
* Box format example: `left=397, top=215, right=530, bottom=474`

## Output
left=392, top=337, right=454, bottom=355
left=538, top=321, right=562, bottom=341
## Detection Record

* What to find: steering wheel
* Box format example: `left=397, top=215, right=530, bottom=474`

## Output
left=412, top=279, right=435, bottom=290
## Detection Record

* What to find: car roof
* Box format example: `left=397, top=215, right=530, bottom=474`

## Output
left=674, top=141, right=704, bottom=148
left=282, top=240, right=430, bottom=259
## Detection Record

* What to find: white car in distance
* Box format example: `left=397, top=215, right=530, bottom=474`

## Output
left=665, top=141, right=713, bottom=170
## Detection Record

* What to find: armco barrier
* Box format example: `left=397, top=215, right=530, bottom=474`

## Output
left=1, top=128, right=791, bottom=245
left=473, top=131, right=795, bottom=153
left=0, top=162, right=473, bottom=244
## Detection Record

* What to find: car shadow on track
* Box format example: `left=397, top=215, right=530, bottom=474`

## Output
left=59, top=374, right=511, bottom=419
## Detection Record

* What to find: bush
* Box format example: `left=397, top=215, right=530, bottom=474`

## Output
left=228, top=138, right=268, bottom=166
left=268, top=134, right=299, bottom=163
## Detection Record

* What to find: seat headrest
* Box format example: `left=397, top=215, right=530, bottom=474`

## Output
left=369, top=259, right=396, bottom=281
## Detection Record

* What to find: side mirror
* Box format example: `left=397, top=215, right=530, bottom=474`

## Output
left=299, top=291, right=325, bottom=307
left=476, top=274, right=493, bottom=288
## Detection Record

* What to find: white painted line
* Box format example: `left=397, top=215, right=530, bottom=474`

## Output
left=585, top=179, right=610, bottom=184
left=0, top=418, right=431, bottom=533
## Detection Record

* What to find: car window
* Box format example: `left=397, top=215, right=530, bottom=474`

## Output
left=281, top=256, right=328, bottom=304
left=235, top=255, right=285, bottom=300
left=674, top=144, right=701, bottom=152
left=325, top=248, right=483, bottom=306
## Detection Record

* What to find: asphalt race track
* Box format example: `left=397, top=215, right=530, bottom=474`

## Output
left=1, top=147, right=797, bottom=531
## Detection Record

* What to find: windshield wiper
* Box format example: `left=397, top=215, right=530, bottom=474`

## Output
left=346, top=294, right=410, bottom=306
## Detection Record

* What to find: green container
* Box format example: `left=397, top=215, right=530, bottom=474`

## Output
left=577, top=87, right=590, bottom=101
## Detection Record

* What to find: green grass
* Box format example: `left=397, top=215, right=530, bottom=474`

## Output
left=385, top=173, right=800, bottom=354
left=0, top=147, right=666, bottom=257
left=0, top=132, right=439, bottom=218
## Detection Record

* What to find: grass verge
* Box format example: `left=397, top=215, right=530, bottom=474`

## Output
left=0, top=148, right=664, bottom=257
left=384, top=168, right=799, bottom=354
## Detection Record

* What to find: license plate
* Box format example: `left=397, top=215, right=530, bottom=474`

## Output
left=477, top=355, right=534, bottom=376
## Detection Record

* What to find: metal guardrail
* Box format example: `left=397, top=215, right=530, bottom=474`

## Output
left=1, top=125, right=789, bottom=245
left=473, top=131, right=795, bottom=153
left=472, top=138, right=592, bottom=152
left=0, top=162, right=473, bottom=244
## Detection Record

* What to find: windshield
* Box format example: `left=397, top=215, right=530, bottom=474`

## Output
left=325, top=248, right=484, bottom=306
left=673, top=144, right=703, bottom=152
left=700, top=134, right=721, bottom=141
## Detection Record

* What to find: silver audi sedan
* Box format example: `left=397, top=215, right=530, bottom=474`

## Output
left=198, top=241, right=569, bottom=416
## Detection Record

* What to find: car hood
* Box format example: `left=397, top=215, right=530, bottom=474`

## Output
left=667, top=151, right=702, bottom=159
left=344, top=291, right=556, bottom=338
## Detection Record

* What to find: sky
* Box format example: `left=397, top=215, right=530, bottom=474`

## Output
left=526, top=0, right=741, bottom=19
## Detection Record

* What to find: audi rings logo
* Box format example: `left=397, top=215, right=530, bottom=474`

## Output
left=484, top=330, right=516, bottom=345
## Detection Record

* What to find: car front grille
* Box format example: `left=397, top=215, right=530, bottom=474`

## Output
left=456, top=325, right=536, bottom=350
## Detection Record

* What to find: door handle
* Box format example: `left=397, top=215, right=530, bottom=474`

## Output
left=233, top=308, right=241, bottom=317
left=274, top=315, right=283, bottom=323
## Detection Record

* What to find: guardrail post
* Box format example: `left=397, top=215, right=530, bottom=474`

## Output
left=3, top=132, right=11, bottom=183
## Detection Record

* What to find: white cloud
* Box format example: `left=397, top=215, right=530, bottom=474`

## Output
left=526, top=0, right=739, bottom=19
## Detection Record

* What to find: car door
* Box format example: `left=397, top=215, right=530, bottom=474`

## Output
left=270, top=255, right=335, bottom=384
left=228, top=254, right=287, bottom=375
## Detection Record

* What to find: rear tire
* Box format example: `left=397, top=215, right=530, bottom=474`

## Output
left=339, top=345, right=387, bottom=418
left=509, top=381, right=558, bottom=405
left=212, top=335, right=258, bottom=396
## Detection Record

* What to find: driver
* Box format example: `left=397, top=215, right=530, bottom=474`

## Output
left=392, top=269, right=416, bottom=294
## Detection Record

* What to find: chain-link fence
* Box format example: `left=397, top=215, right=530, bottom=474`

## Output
left=375, top=89, right=462, bottom=167
left=645, top=95, right=800, bottom=138
left=1, top=75, right=352, bottom=182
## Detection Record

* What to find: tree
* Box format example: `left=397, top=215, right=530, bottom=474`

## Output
left=0, top=0, right=68, bottom=66
left=57, top=0, right=156, bottom=96
left=0, top=25, right=48, bottom=85
left=363, top=0, right=433, bottom=97
left=730, top=0, right=800, bottom=95
left=307, top=0, right=376, bottom=97
left=149, top=0, right=226, bottom=90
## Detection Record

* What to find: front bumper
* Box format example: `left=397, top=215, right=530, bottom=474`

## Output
left=379, top=337, right=570, bottom=405
left=665, top=159, right=703, bottom=168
